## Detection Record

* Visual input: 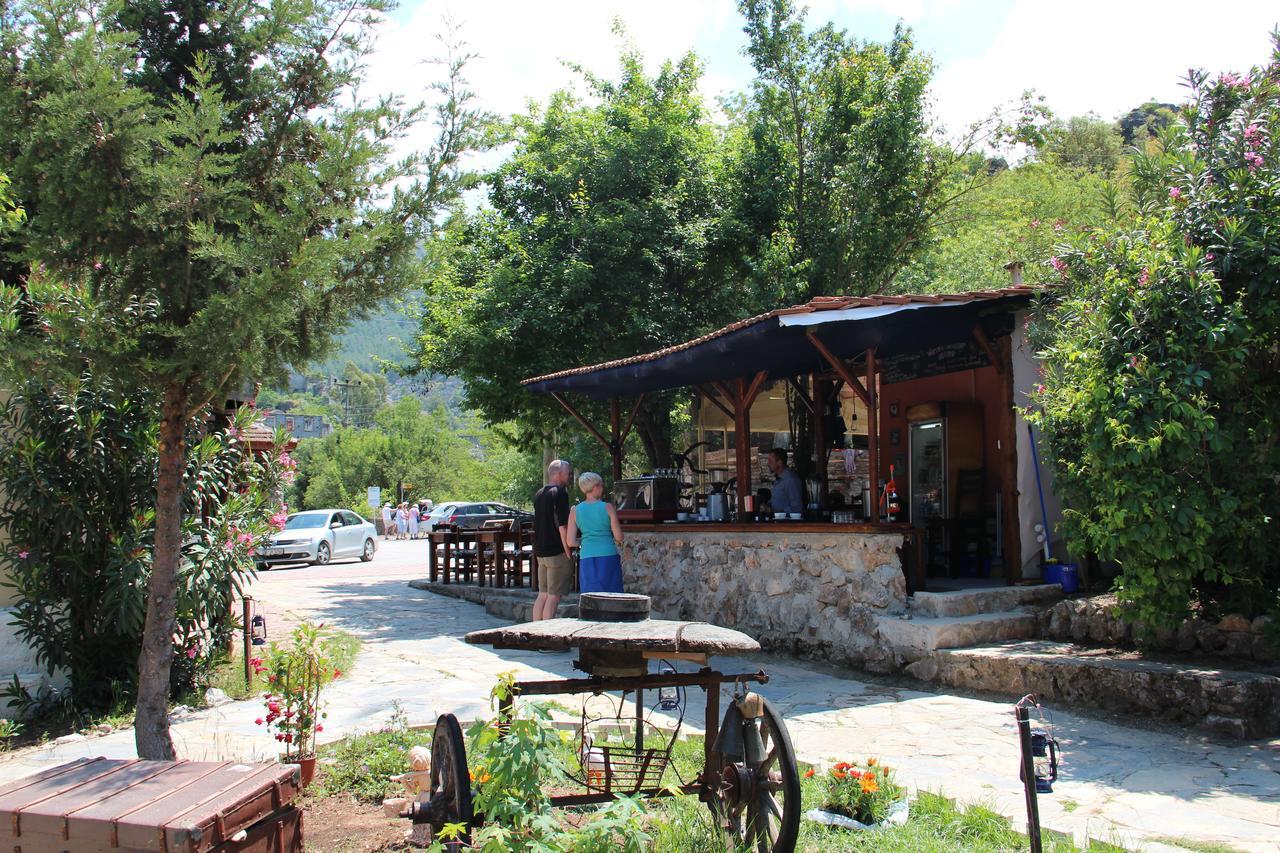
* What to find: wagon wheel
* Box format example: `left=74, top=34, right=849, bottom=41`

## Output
left=708, top=697, right=801, bottom=853
left=409, top=713, right=473, bottom=847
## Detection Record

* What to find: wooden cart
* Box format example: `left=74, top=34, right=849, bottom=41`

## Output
left=0, top=757, right=302, bottom=851
left=405, top=593, right=801, bottom=852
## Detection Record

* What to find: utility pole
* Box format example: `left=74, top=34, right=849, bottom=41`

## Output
left=331, top=377, right=361, bottom=428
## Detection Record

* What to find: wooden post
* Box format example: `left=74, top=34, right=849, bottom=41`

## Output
left=866, top=348, right=880, bottom=521
left=812, top=375, right=827, bottom=507
left=734, top=377, right=752, bottom=520
left=998, top=336, right=1023, bottom=584
left=610, top=398, right=623, bottom=481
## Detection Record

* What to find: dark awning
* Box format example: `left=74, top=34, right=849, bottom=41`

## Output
left=521, top=287, right=1039, bottom=399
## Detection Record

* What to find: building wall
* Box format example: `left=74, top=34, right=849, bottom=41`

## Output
left=623, top=530, right=908, bottom=670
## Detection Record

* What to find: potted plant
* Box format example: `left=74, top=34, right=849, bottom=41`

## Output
left=253, top=622, right=342, bottom=785
left=803, top=758, right=908, bottom=830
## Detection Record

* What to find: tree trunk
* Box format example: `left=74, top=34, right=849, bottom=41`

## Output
left=636, top=404, right=673, bottom=469
left=135, top=382, right=188, bottom=760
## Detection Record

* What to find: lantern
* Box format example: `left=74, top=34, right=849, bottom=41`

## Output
left=250, top=614, right=267, bottom=647
left=657, top=665, right=679, bottom=711
left=1028, top=729, right=1059, bottom=793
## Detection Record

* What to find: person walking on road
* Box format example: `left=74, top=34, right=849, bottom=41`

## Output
left=381, top=503, right=393, bottom=540
left=531, top=459, right=573, bottom=621
left=568, top=471, right=624, bottom=594
left=408, top=502, right=420, bottom=539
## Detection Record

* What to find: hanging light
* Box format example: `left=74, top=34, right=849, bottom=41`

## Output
left=250, top=614, right=268, bottom=647
left=1027, top=729, right=1059, bottom=793
left=657, top=664, right=679, bottom=711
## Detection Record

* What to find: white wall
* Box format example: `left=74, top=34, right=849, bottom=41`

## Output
left=1010, top=311, right=1071, bottom=577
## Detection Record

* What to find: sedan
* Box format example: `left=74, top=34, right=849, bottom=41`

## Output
left=423, top=502, right=533, bottom=530
left=258, top=509, right=378, bottom=567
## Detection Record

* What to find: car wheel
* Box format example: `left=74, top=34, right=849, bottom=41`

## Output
left=259, top=562, right=272, bottom=571
left=361, top=538, right=375, bottom=562
left=313, top=542, right=331, bottom=566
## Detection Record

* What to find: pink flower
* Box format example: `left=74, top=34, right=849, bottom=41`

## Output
left=1028, top=218, right=1040, bottom=229
left=1034, top=383, right=1046, bottom=394
left=1052, top=219, right=1065, bottom=233
left=186, top=646, right=197, bottom=659
left=1206, top=252, right=1216, bottom=261
left=255, top=717, right=264, bottom=725
left=1220, top=72, right=1251, bottom=90
left=1129, top=355, right=1140, bottom=369
left=223, top=539, right=235, bottom=552
left=1050, top=256, right=1067, bottom=274
left=17, top=550, right=28, bottom=560
left=1244, top=124, right=1262, bottom=148
left=1168, top=187, right=1182, bottom=201
left=1244, top=151, right=1263, bottom=171
left=316, top=725, right=323, bottom=733
left=93, top=262, right=103, bottom=271
left=1138, top=269, right=1150, bottom=286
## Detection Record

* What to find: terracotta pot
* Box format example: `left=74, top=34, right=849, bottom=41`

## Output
left=286, top=755, right=318, bottom=787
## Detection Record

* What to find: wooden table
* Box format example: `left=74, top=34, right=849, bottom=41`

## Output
left=429, top=528, right=533, bottom=588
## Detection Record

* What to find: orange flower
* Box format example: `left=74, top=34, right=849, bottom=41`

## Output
left=832, top=768, right=847, bottom=780
left=847, top=769, right=862, bottom=780
left=834, top=761, right=852, bottom=771
left=804, top=767, right=815, bottom=778
left=867, top=757, right=878, bottom=766
left=859, top=776, right=879, bottom=794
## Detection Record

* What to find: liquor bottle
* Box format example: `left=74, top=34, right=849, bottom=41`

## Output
left=885, top=465, right=902, bottom=523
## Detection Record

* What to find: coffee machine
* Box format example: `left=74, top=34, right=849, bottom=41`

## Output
left=706, top=468, right=731, bottom=522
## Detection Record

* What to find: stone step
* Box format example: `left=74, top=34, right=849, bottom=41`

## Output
left=910, top=583, right=1063, bottom=619
left=408, top=580, right=578, bottom=622
left=905, top=640, right=1280, bottom=739
left=875, top=610, right=1039, bottom=666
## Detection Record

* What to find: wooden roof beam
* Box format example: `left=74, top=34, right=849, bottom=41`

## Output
left=806, top=331, right=870, bottom=407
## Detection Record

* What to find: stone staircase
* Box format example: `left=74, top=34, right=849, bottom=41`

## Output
left=407, top=580, right=579, bottom=623
left=890, top=585, right=1280, bottom=739
left=874, top=584, right=1063, bottom=670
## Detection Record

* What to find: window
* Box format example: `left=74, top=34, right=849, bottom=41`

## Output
left=342, top=511, right=364, bottom=526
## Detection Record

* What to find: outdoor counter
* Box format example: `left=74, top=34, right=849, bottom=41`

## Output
left=619, top=522, right=911, bottom=671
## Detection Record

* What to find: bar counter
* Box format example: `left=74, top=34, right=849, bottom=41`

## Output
left=618, top=520, right=912, bottom=671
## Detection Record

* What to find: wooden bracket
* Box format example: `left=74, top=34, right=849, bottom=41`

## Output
left=806, top=331, right=870, bottom=406
left=696, top=384, right=735, bottom=420
left=785, top=377, right=814, bottom=415
left=971, top=324, right=1004, bottom=376
left=551, top=392, right=611, bottom=451
left=619, top=393, right=646, bottom=444
left=742, top=371, right=768, bottom=410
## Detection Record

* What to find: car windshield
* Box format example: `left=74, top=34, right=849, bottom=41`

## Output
left=284, top=512, right=329, bottom=530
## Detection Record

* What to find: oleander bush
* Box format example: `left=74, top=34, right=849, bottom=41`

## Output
left=1029, top=37, right=1280, bottom=631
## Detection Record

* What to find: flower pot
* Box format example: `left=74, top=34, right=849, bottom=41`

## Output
left=804, top=799, right=909, bottom=831
left=286, top=755, right=318, bottom=787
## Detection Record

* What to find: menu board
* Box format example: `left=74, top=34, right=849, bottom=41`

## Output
left=879, top=339, right=991, bottom=384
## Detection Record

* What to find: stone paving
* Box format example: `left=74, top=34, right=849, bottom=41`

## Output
left=0, top=540, right=1276, bottom=851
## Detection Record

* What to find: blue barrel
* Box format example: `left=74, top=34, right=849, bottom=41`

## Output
left=1042, top=562, right=1079, bottom=593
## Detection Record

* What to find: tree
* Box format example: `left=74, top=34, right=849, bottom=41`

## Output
left=1116, top=100, right=1179, bottom=147
left=418, top=44, right=756, bottom=467
left=0, top=0, right=484, bottom=757
left=1037, top=114, right=1124, bottom=173
left=735, top=0, right=948, bottom=296
left=1029, top=41, right=1280, bottom=629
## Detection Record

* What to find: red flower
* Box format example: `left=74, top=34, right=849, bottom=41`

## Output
left=804, top=767, right=815, bottom=778
left=267, top=701, right=280, bottom=714
left=255, top=718, right=264, bottom=726
left=333, top=669, right=342, bottom=678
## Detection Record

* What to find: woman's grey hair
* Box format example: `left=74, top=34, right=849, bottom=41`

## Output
left=578, top=471, right=604, bottom=493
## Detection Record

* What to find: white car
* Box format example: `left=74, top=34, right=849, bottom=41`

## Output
left=258, top=510, right=378, bottom=567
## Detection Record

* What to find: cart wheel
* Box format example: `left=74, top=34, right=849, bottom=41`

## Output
left=708, top=697, right=801, bottom=853
left=430, top=713, right=473, bottom=844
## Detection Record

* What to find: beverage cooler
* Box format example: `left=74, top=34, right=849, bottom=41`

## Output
left=906, top=402, right=985, bottom=574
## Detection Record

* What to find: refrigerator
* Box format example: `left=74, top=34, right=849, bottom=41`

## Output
left=906, top=402, right=986, bottom=573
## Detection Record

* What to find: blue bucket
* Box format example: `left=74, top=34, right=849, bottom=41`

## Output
left=1042, top=562, right=1080, bottom=594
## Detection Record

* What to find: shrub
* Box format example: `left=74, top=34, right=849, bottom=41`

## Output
left=0, top=380, right=289, bottom=712
left=254, top=622, right=342, bottom=761
left=1029, top=37, right=1280, bottom=629
left=809, top=758, right=906, bottom=825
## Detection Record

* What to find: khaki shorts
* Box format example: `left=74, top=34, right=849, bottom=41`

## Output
left=537, top=553, right=574, bottom=597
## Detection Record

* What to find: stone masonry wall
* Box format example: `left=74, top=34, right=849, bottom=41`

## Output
left=622, top=531, right=907, bottom=670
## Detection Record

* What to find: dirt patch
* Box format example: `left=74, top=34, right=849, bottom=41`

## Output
left=301, top=791, right=410, bottom=852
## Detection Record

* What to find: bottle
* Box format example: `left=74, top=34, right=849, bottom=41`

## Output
left=885, top=465, right=902, bottom=523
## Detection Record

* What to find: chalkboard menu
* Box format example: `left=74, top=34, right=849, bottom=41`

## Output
left=879, top=339, right=991, bottom=384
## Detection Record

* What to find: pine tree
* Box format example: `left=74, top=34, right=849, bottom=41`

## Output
left=0, top=0, right=485, bottom=758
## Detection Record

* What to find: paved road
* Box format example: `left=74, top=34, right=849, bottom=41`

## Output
left=2, top=539, right=1276, bottom=851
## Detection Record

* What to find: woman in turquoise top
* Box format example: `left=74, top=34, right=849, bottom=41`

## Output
left=567, top=471, right=624, bottom=594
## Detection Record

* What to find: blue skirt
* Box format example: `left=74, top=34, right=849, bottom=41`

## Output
left=579, top=554, right=623, bottom=594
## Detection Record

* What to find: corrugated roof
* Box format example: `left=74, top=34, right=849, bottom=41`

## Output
left=521, top=286, right=1040, bottom=387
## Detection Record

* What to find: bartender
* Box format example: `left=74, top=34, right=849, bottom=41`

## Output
left=767, top=449, right=804, bottom=516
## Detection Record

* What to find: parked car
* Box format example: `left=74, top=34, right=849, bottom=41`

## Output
left=258, top=509, right=378, bottom=567
left=423, top=502, right=533, bottom=530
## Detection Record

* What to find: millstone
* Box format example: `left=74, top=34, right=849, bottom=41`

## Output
left=578, top=592, right=651, bottom=623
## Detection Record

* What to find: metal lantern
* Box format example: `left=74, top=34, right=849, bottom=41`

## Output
left=250, top=614, right=268, bottom=647
left=1028, top=729, right=1059, bottom=793
left=657, top=665, right=680, bottom=711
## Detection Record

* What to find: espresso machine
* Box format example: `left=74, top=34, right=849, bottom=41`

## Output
left=706, top=468, right=731, bottom=522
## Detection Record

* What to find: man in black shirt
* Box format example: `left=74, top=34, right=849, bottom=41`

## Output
left=532, top=459, right=573, bottom=620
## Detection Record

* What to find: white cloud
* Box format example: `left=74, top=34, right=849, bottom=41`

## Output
left=931, top=0, right=1277, bottom=138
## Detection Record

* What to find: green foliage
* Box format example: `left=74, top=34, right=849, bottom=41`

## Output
left=0, top=384, right=288, bottom=711
left=1116, top=100, right=1180, bottom=147
left=418, top=42, right=756, bottom=467
left=1029, top=42, right=1280, bottom=628
left=736, top=1, right=947, bottom=296
left=289, top=395, right=523, bottom=509
left=896, top=161, right=1118, bottom=294
left=255, top=622, right=345, bottom=761
left=1038, top=114, right=1126, bottom=173
left=317, top=703, right=426, bottom=803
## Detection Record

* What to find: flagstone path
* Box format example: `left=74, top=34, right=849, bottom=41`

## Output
left=0, top=540, right=1275, bottom=851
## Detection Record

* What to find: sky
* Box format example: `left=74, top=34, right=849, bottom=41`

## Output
left=363, top=0, right=1277, bottom=158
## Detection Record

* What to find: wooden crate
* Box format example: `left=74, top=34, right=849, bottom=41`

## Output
left=0, top=757, right=303, bottom=852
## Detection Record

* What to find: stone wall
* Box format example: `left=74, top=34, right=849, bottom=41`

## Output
left=1039, top=594, right=1279, bottom=664
left=622, top=531, right=907, bottom=670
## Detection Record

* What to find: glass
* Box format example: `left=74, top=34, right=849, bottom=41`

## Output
left=909, top=420, right=945, bottom=528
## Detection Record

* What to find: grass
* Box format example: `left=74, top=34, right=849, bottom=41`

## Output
left=314, top=718, right=1133, bottom=853
left=1150, top=839, right=1245, bottom=853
